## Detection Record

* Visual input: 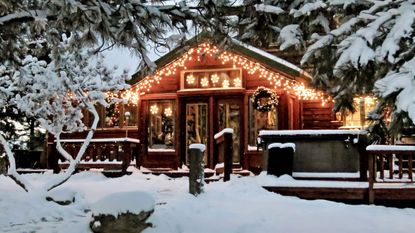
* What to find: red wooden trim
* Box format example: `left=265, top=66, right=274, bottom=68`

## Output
left=177, top=88, right=246, bottom=97
left=140, top=93, right=177, bottom=100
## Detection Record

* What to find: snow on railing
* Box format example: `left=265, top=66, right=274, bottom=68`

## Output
left=57, top=138, right=140, bottom=144
left=214, top=128, right=234, bottom=140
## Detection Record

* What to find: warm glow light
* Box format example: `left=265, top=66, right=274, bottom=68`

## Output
left=211, top=74, right=219, bottom=83
left=222, top=79, right=230, bottom=88
left=136, top=43, right=331, bottom=103
left=200, top=77, right=209, bottom=87
left=233, top=77, right=242, bottom=87
left=186, top=74, right=195, bottom=84
left=150, top=104, right=159, bottom=115
left=164, top=107, right=172, bottom=117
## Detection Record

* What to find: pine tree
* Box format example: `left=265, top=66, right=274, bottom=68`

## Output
left=235, top=1, right=415, bottom=137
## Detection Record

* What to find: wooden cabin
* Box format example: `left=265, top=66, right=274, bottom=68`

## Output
left=43, top=36, right=415, bottom=207
left=47, top=36, right=344, bottom=172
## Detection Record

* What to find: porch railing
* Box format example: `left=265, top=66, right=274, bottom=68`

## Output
left=366, top=145, right=415, bottom=203
left=56, top=137, right=140, bottom=172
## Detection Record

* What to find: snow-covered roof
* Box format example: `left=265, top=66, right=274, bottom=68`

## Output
left=131, top=33, right=312, bottom=84
left=231, top=39, right=311, bottom=79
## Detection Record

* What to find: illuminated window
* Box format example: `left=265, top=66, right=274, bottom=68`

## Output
left=248, top=96, right=278, bottom=146
left=123, top=103, right=137, bottom=127
left=342, top=97, right=376, bottom=128
left=181, top=68, right=242, bottom=89
left=148, top=100, right=175, bottom=149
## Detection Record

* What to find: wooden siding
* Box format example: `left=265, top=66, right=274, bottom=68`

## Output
left=302, top=100, right=342, bottom=129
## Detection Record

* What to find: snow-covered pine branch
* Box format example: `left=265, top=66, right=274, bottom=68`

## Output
left=302, top=0, right=415, bottom=130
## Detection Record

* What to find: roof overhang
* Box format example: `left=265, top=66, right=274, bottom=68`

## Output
left=130, top=33, right=311, bottom=85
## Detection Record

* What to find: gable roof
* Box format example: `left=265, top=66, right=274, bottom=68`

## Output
left=130, top=33, right=311, bottom=85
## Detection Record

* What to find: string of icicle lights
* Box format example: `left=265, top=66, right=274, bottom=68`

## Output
left=133, top=43, right=330, bottom=104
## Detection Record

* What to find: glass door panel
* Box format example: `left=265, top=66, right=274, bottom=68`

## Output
left=218, top=101, right=241, bottom=164
left=185, top=103, right=208, bottom=165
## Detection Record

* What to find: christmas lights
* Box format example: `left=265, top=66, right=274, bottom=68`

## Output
left=129, top=43, right=330, bottom=104
left=200, top=77, right=209, bottom=87
left=222, top=79, right=230, bottom=88
left=164, top=107, right=173, bottom=117
left=186, top=74, right=195, bottom=85
left=233, top=77, right=242, bottom=87
left=150, top=104, right=159, bottom=115
left=211, top=73, right=219, bottom=83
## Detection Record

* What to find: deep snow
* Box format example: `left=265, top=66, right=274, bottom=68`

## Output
left=1, top=169, right=415, bottom=233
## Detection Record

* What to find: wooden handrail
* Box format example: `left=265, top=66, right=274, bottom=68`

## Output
left=56, top=137, right=140, bottom=172
left=366, top=145, right=415, bottom=203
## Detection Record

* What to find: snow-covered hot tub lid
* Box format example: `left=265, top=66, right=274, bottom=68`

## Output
left=259, top=130, right=367, bottom=136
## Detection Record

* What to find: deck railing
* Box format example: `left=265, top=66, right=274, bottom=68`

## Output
left=366, top=145, right=415, bottom=203
left=55, top=137, right=140, bottom=172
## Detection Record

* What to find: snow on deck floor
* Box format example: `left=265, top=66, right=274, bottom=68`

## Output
left=1, top=170, right=415, bottom=233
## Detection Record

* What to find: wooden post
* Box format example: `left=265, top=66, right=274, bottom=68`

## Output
left=398, top=154, right=403, bottom=179
left=388, top=155, right=394, bottom=179
left=189, top=144, right=205, bottom=196
left=135, top=144, right=141, bottom=168
left=121, top=142, right=132, bottom=174
left=368, top=152, right=375, bottom=204
left=409, top=154, right=413, bottom=181
left=48, top=143, right=61, bottom=174
left=224, top=132, right=233, bottom=182
left=379, top=155, right=384, bottom=180
left=358, top=134, right=368, bottom=181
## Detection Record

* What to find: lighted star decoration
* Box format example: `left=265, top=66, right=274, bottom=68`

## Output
left=137, top=42, right=332, bottom=105
left=150, top=104, right=159, bottom=115
left=186, top=74, right=195, bottom=85
left=164, top=107, right=172, bottom=117
left=222, top=79, right=230, bottom=88
left=233, top=77, right=242, bottom=87
left=200, top=77, right=209, bottom=87
left=211, top=74, right=219, bottom=84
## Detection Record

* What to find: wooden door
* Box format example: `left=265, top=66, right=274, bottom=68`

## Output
left=214, top=97, right=244, bottom=166
left=181, top=98, right=210, bottom=166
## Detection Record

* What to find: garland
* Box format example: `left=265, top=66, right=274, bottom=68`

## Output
left=252, top=87, right=278, bottom=112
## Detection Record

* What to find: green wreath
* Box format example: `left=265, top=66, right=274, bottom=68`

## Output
left=252, top=87, right=278, bottom=112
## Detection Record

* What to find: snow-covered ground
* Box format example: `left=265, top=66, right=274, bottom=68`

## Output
left=1, top=169, right=415, bottom=233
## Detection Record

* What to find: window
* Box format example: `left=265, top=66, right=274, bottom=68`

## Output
left=148, top=100, right=175, bottom=150
left=122, top=103, right=137, bottom=127
left=83, top=102, right=138, bottom=129
left=342, top=97, right=376, bottom=129
left=248, top=96, right=278, bottom=146
left=181, top=68, right=242, bottom=90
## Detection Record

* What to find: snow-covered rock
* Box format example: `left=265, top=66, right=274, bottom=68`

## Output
left=90, top=191, right=155, bottom=233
